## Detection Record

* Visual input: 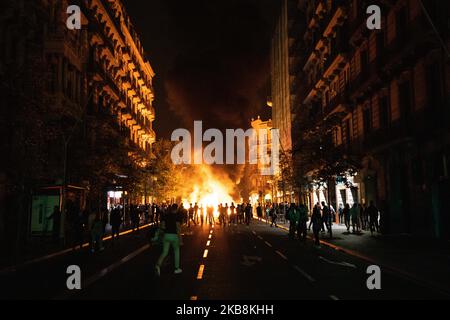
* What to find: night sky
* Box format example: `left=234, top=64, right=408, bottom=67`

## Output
left=125, top=0, right=280, bottom=139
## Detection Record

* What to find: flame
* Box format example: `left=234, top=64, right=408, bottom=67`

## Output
left=182, top=166, right=235, bottom=218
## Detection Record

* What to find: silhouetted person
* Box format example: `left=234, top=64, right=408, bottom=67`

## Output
left=155, top=204, right=183, bottom=276
left=322, top=201, right=333, bottom=239
left=257, top=203, right=263, bottom=221
left=297, top=203, right=308, bottom=241
left=367, top=201, right=380, bottom=235
left=344, top=204, right=351, bottom=232
left=310, top=205, right=322, bottom=247
left=110, top=206, right=122, bottom=246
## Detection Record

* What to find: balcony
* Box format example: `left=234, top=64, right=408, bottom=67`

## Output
left=324, top=87, right=351, bottom=116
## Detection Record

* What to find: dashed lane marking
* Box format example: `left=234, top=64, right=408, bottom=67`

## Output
left=293, top=265, right=316, bottom=283
left=197, top=265, right=205, bottom=280
left=275, top=250, right=288, bottom=261
left=203, top=250, right=209, bottom=258
left=330, top=295, right=340, bottom=301
left=264, top=241, right=273, bottom=248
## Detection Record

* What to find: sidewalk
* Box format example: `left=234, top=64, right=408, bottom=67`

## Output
left=266, top=218, right=450, bottom=296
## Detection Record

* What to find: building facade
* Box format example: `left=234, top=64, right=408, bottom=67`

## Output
left=284, top=0, right=450, bottom=238
left=0, top=0, right=156, bottom=252
left=249, top=117, right=274, bottom=204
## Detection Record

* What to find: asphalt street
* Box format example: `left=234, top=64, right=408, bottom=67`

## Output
left=1, top=220, right=448, bottom=300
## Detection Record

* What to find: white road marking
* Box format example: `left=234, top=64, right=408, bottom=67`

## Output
left=319, top=256, right=357, bottom=269
left=293, top=265, right=316, bottom=283
left=264, top=241, right=273, bottom=248
left=203, top=250, right=209, bottom=258
left=54, top=244, right=151, bottom=300
left=330, top=295, right=340, bottom=300
left=275, top=251, right=288, bottom=261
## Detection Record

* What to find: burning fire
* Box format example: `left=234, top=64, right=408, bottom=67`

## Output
left=182, top=166, right=235, bottom=218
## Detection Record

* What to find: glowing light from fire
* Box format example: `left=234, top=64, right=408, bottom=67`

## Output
left=182, top=166, right=235, bottom=218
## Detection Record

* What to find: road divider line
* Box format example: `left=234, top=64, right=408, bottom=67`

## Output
left=54, top=244, right=151, bottom=300
left=293, top=265, right=316, bottom=283
left=206, top=240, right=211, bottom=247
left=0, top=223, right=155, bottom=275
left=257, top=235, right=263, bottom=240
left=197, top=265, right=205, bottom=280
left=190, top=296, right=198, bottom=301
left=203, top=250, right=209, bottom=258
left=330, top=295, right=339, bottom=301
left=275, top=250, right=288, bottom=261
left=208, top=234, right=212, bottom=239
left=264, top=241, right=273, bottom=248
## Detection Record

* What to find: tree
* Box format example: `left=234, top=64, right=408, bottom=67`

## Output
left=292, top=107, right=362, bottom=206
left=148, top=139, right=184, bottom=202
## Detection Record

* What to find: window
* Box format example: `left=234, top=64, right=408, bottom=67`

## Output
left=360, top=50, right=369, bottom=79
left=343, top=119, right=352, bottom=145
left=426, top=62, right=443, bottom=109
left=363, top=107, right=372, bottom=139
left=396, top=7, right=408, bottom=40
left=376, top=32, right=385, bottom=64
left=399, top=80, right=412, bottom=118
left=379, top=96, right=390, bottom=129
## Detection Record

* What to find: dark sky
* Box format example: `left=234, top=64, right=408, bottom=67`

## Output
left=125, top=0, right=280, bottom=139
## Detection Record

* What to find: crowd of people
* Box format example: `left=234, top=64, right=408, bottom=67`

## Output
left=45, top=197, right=381, bottom=277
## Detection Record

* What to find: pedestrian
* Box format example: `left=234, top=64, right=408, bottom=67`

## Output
left=90, top=213, right=104, bottom=253
left=256, top=203, right=263, bottom=221
left=360, top=203, right=368, bottom=230
left=287, top=203, right=299, bottom=240
left=230, top=202, right=236, bottom=225
left=343, top=203, right=351, bottom=232
left=132, top=205, right=141, bottom=232
left=194, top=203, right=199, bottom=225
left=245, top=203, right=252, bottom=226
left=351, top=203, right=360, bottom=233
left=297, top=203, right=308, bottom=241
left=207, top=205, right=215, bottom=225
left=338, top=203, right=344, bottom=225
left=179, top=203, right=188, bottom=227
left=200, top=205, right=204, bottom=226
left=188, top=204, right=195, bottom=227
left=367, top=201, right=380, bottom=235
left=155, top=204, right=183, bottom=276
left=110, top=205, right=122, bottom=246
left=265, top=204, right=271, bottom=223
left=270, top=204, right=278, bottom=227
left=310, top=204, right=322, bottom=247
left=321, top=201, right=333, bottom=239
left=309, top=203, right=321, bottom=231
